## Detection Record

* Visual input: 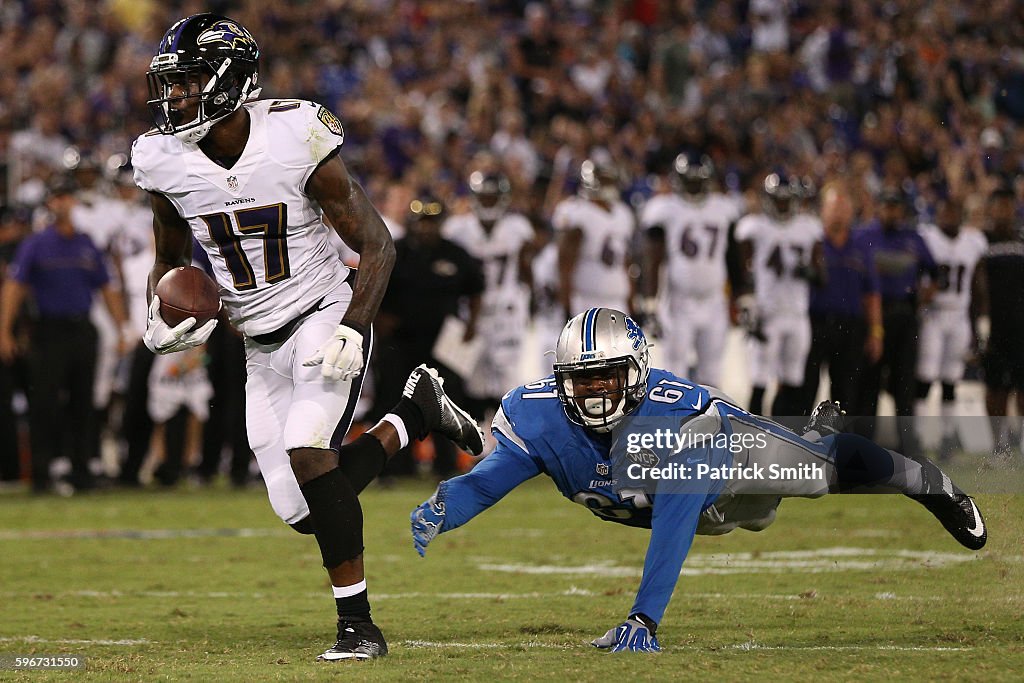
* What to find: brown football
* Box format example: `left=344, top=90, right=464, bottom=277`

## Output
left=155, top=266, right=221, bottom=327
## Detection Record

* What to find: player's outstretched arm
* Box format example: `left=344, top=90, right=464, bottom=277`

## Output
left=592, top=466, right=708, bottom=653
left=411, top=440, right=542, bottom=557
left=143, top=192, right=217, bottom=354
left=304, top=154, right=395, bottom=380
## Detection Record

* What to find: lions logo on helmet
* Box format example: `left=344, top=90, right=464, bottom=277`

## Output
left=553, top=308, right=651, bottom=433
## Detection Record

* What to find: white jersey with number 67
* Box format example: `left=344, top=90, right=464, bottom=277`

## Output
left=131, top=99, right=350, bottom=337
left=640, top=192, right=741, bottom=298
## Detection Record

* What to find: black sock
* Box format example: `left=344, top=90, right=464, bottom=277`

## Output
left=390, top=397, right=427, bottom=441
left=336, top=589, right=372, bottom=623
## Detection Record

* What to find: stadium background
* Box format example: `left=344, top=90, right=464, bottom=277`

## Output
left=0, top=2, right=1022, bottom=678
left=4, top=0, right=1021, bottom=480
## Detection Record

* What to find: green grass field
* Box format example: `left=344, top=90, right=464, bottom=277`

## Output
left=1, top=478, right=1022, bottom=681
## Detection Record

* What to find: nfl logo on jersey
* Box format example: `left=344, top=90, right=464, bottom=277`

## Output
left=226, top=175, right=239, bottom=191
left=596, top=463, right=610, bottom=476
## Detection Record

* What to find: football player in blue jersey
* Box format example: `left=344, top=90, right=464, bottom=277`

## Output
left=411, top=307, right=987, bottom=653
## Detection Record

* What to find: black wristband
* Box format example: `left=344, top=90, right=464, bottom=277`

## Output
left=629, top=613, right=658, bottom=634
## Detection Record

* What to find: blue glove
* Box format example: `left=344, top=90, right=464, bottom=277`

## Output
left=591, top=617, right=661, bottom=653
left=410, top=483, right=447, bottom=557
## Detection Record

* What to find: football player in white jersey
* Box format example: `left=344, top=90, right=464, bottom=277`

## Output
left=442, top=171, right=534, bottom=406
left=553, top=158, right=635, bottom=318
left=735, top=173, right=825, bottom=418
left=914, top=197, right=987, bottom=458
left=131, top=13, right=484, bottom=661
left=641, top=153, right=742, bottom=386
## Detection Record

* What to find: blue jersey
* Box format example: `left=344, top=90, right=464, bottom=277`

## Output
left=437, top=368, right=762, bottom=623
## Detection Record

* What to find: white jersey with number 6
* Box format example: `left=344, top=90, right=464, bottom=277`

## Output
left=552, top=196, right=634, bottom=313
left=131, top=99, right=350, bottom=337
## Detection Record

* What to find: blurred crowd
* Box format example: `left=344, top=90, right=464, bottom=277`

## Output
left=2, top=0, right=1024, bottom=492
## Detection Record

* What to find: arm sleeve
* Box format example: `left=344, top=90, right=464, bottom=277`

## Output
left=298, top=104, right=346, bottom=189
left=439, top=436, right=542, bottom=534
left=628, top=479, right=707, bottom=624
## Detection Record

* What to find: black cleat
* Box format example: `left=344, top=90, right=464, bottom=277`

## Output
left=801, top=400, right=846, bottom=438
left=908, top=459, right=987, bottom=550
left=403, top=364, right=485, bottom=456
left=317, top=620, right=388, bottom=661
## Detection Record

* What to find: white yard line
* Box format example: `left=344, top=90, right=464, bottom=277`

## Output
left=0, top=588, right=967, bottom=603
left=0, top=528, right=288, bottom=541
left=401, top=640, right=972, bottom=652
left=0, top=636, right=150, bottom=646
left=478, top=547, right=992, bottom=577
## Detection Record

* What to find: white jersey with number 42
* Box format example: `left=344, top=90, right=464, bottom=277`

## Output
left=735, top=212, right=823, bottom=317
left=131, top=99, right=350, bottom=337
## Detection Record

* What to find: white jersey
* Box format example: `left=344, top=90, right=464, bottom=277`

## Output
left=735, top=212, right=823, bottom=317
left=110, top=198, right=156, bottom=337
left=552, top=196, right=634, bottom=311
left=640, top=192, right=741, bottom=298
left=443, top=211, right=535, bottom=398
left=443, top=211, right=534, bottom=305
left=73, top=190, right=124, bottom=252
left=131, top=99, right=350, bottom=337
left=917, top=224, right=987, bottom=311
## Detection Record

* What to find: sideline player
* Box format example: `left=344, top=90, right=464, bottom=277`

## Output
left=553, top=158, right=635, bottom=317
left=640, top=153, right=741, bottom=386
left=411, top=308, right=986, bottom=652
left=442, top=171, right=534, bottom=411
left=132, top=13, right=483, bottom=660
left=913, top=198, right=987, bottom=458
left=735, top=172, right=825, bottom=417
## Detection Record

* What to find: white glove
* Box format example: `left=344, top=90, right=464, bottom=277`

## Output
left=302, top=323, right=364, bottom=381
left=143, top=295, right=218, bottom=355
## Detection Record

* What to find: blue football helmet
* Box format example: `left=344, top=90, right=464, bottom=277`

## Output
left=553, top=308, right=651, bottom=432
